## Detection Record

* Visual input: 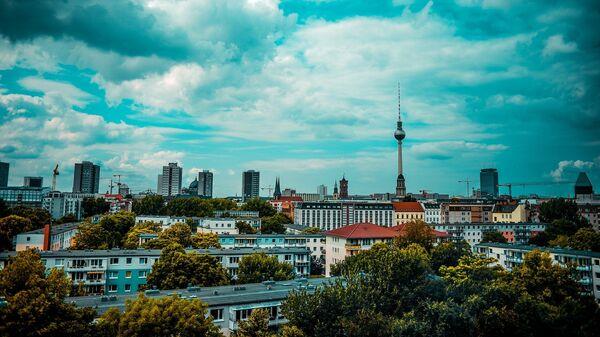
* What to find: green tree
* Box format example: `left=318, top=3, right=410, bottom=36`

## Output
left=301, top=227, right=321, bottom=234
left=235, top=308, right=274, bottom=337
left=236, top=220, right=256, bottom=234
left=440, top=255, right=504, bottom=300
left=144, top=222, right=193, bottom=248
left=0, top=198, right=8, bottom=217
left=72, top=221, right=110, bottom=249
left=539, top=198, right=585, bottom=225
left=309, top=256, right=324, bottom=276
left=55, top=213, right=78, bottom=224
left=163, top=197, right=214, bottom=217
left=394, top=220, right=435, bottom=251
left=566, top=228, right=600, bottom=252
left=73, top=212, right=136, bottom=249
left=8, top=206, right=51, bottom=230
left=0, top=215, right=32, bottom=250
left=208, top=198, right=238, bottom=211
left=430, top=240, right=471, bottom=273
left=96, top=293, right=222, bottom=337
left=147, top=244, right=229, bottom=289
left=242, top=198, right=276, bottom=217
left=0, top=250, right=96, bottom=337
left=278, top=325, right=306, bottom=337
left=122, top=221, right=161, bottom=249
left=191, top=232, right=221, bottom=249
left=481, top=231, right=508, bottom=243
left=132, top=195, right=165, bottom=215
left=261, top=213, right=291, bottom=234
left=237, top=252, right=294, bottom=283
left=82, top=197, right=110, bottom=218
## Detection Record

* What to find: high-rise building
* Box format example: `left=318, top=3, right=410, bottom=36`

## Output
left=317, top=184, right=327, bottom=198
left=394, top=83, right=406, bottom=198
left=273, top=177, right=281, bottom=199
left=339, top=176, right=349, bottom=199
left=24, top=176, right=43, bottom=188
left=73, top=161, right=100, bottom=193
left=242, top=170, right=260, bottom=201
left=480, top=168, right=499, bottom=197
left=0, top=161, right=9, bottom=187
left=158, top=163, right=182, bottom=196
left=198, top=170, right=213, bottom=198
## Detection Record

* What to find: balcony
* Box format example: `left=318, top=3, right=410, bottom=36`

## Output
left=576, top=265, right=592, bottom=272
left=505, top=256, right=523, bottom=263
left=579, top=277, right=592, bottom=285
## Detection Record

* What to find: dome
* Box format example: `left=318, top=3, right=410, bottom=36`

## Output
left=189, top=179, right=198, bottom=188
left=394, top=129, right=406, bottom=141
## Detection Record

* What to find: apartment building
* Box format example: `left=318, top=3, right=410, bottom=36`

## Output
left=197, top=218, right=239, bottom=235
left=218, top=233, right=325, bottom=261
left=13, top=223, right=80, bottom=251
left=0, top=247, right=311, bottom=295
left=422, top=203, right=441, bottom=223
left=579, top=204, right=600, bottom=231
left=135, top=215, right=187, bottom=230
left=69, top=277, right=336, bottom=336
left=324, top=223, right=398, bottom=276
left=431, top=222, right=546, bottom=246
left=392, top=201, right=425, bottom=225
left=492, top=204, right=528, bottom=223
left=294, top=201, right=394, bottom=231
left=441, top=203, right=494, bottom=224
left=475, top=242, right=600, bottom=301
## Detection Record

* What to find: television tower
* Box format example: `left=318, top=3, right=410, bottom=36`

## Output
left=394, top=83, right=406, bottom=198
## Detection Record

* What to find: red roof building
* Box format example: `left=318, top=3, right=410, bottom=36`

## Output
left=325, top=223, right=399, bottom=239
left=392, top=201, right=425, bottom=225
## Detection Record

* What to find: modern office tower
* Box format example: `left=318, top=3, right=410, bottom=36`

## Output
left=73, top=161, right=100, bottom=193
left=0, top=161, right=9, bottom=187
left=339, top=176, right=349, bottom=199
left=24, top=176, right=43, bottom=188
left=394, top=83, right=407, bottom=198
left=198, top=170, right=214, bottom=198
left=242, top=170, right=260, bottom=201
left=317, top=184, right=327, bottom=198
left=480, top=168, right=499, bottom=197
left=157, top=174, right=163, bottom=194
left=158, top=163, right=182, bottom=196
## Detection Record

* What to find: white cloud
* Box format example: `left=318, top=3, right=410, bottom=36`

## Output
left=19, top=77, right=95, bottom=108
left=409, top=141, right=508, bottom=160
left=549, top=158, right=597, bottom=181
left=543, top=35, right=577, bottom=57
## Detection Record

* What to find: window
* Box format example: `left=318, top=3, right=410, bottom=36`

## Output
left=210, top=308, right=224, bottom=321
left=139, top=258, right=148, bottom=264
left=126, top=258, right=132, bottom=264
left=230, top=257, right=240, bottom=263
left=285, top=255, right=291, bottom=261
left=110, top=258, right=119, bottom=264
left=124, top=284, right=131, bottom=292
left=108, top=271, right=118, bottom=279
left=139, top=270, right=147, bottom=278
left=55, top=259, right=64, bottom=266
left=108, top=284, right=117, bottom=292
left=125, top=271, right=132, bottom=278
left=26, top=236, right=31, bottom=241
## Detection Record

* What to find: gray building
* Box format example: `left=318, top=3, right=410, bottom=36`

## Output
left=0, top=186, right=50, bottom=208
left=242, top=170, right=260, bottom=201
left=73, top=161, right=100, bottom=193
left=198, top=170, right=213, bottom=198
left=158, top=163, right=182, bottom=196
left=24, top=176, right=43, bottom=188
left=0, top=161, right=8, bottom=187
left=480, top=168, right=499, bottom=197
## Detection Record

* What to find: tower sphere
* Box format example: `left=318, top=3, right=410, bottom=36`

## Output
left=394, top=128, right=406, bottom=141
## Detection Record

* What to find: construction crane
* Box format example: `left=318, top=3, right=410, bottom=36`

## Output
left=261, top=185, right=274, bottom=196
left=51, top=163, right=59, bottom=191
left=113, top=174, right=123, bottom=193
left=498, top=181, right=573, bottom=197
left=458, top=179, right=472, bottom=197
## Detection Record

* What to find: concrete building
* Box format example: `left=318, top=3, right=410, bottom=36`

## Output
left=422, top=203, right=441, bottom=223
left=392, top=201, right=425, bottom=225
left=317, top=185, right=327, bottom=199
left=158, top=162, right=182, bottom=196
left=135, top=215, right=186, bottom=230
left=432, top=222, right=546, bottom=245
left=394, top=84, right=407, bottom=198
left=218, top=233, right=325, bottom=261
left=214, top=210, right=260, bottom=218
left=294, top=193, right=321, bottom=202
left=23, top=176, right=43, bottom=188
left=294, top=201, right=394, bottom=231
left=269, top=196, right=302, bottom=220
left=242, top=170, right=260, bottom=201
left=13, top=222, right=80, bottom=251
left=480, top=168, right=499, bottom=197
left=0, top=186, right=50, bottom=208
left=325, top=223, right=398, bottom=276
left=0, top=161, right=8, bottom=187
left=43, top=191, right=97, bottom=219
left=474, top=242, right=600, bottom=301
left=198, top=170, right=213, bottom=198
left=492, top=204, right=528, bottom=223
left=197, top=218, right=239, bottom=235
left=73, top=161, right=100, bottom=193
left=0, top=247, right=311, bottom=295
left=68, top=277, right=334, bottom=336
left=579, top=204, right=600, bottom=231
left=440, top=202, right=494, bottom=224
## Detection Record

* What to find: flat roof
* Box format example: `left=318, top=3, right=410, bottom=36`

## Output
left=67, top=277, right=339, bottom=315
left=475, top=242, right=600, bottom=258
left=219, top=234, right=324, bottom=239
left=17, top=222, right=80, bottom=236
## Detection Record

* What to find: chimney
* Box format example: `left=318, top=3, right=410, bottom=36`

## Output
left=43, top=224, right=51, bottom=251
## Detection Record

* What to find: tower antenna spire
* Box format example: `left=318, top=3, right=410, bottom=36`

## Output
left=397, top=81, right=401, bottom=121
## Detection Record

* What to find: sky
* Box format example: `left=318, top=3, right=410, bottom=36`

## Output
left=0, top=0, right=598, bottom=198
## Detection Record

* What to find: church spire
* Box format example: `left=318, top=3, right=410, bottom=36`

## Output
left=273, top=177, right=281, bottom=199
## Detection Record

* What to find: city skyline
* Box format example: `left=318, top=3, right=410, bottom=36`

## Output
left=0, top=1, right=598, bottom=197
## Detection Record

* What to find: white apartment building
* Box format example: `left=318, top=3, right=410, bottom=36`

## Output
left=13, top=222, right=80, bottom=251
left=197, top=218, right=239, bottom=235
left=43, top=191, right=98, bottom=220
left=432, top=222, right=546, bottom=246
left=135, top=215, right=187, bottom=230
left=294, top=202, right=394, bottom=231
left=421, top=203, right=441, bottom=223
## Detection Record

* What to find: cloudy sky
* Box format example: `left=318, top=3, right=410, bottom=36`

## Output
left=0, top=0, right=598, bottom=197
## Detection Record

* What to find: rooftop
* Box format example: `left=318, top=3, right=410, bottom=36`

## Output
left=17, top=222, right=80, bottom=236
left=325, top=223, right=398, bottom=239
left=392, top=201, right=424, bottom=212
left=475, top=242, right=600, bottom=258
left=493, top=204, right=519, bottom=213
left=391, top=224, right=450, bottom=238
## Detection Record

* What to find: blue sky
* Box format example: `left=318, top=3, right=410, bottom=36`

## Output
left=0, top=0, right=598, bottom=197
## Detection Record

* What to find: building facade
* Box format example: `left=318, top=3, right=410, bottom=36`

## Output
left=422, top=203, right=441, bottom=223
left=197, top=218, right=239, bottom=235
left=242, top=170, right=260, bottom=201
left=158, top=162, right=183, bottom=196
left=579, top=204, right=600, bottom=231
left=480, top=168, right=499, bottom=197
left=0, top=161, right=8, bottom=187
left=135, top=215, right=187, bottom=230
left=14, top=223, right=80, bottom=251
left=432, top=222, right=546, bottom=245
left=198, top=170, right=214, bottom=198
left=73, top=161, right=101, bottom=193
left=492, top=204, right=528, bottom=223
left=43, top=191, right=98, bottom=219
left=474, top=242, right=600, bottom=301
left=24, top=176, right=43, bottom=188
left=294, top=201, right=394, bottom=231
left=392, top=201, right=425, bottom=225
left=0, top=186, right=50, bottom=208
left=218, top=233, right=325, bottom=261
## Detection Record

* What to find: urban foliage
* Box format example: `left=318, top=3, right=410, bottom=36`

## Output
left=132, top=195, right=237, bottom=217
left=7, top=206, right=52, bottom=229
left=394, top=220, right=435, bottom=251
left=235, top=308, right=274, bottom=337
left=301, top=227, right=322, bottom=234
left=122, top=221, right=161, bottom=249
left=0, top=215, right=33, bottom=250
left=81, top=197, right=110, bottom=218
left=237, top=252, right=295, bottom=284
left=261, top=213, right=291, bottom=234
left=132, top=195, right=165, bottom=215
left=72, top=212, right=135, bottom=249
left=481, top=231, right=508, bottom=243
left=236, top=220, right=257, bottom=234
left=191, top=232, right=221, bottom=249
left=146, top=243, right=229, bottom=290
left=309, top=256, right=324, bottom=276
left=241, top=198, right=277, bottom=217
left=55, top=213, right=78, bottom=224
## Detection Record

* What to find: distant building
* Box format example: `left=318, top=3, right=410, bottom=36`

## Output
left=73, top=161, right=100, bottom=193
left=0, top=161, right=8, bottom=187
left=24, top=176, right=43, bottom=188
left=422, top=203, right=441, bottom=223
left=475, top=242, right=600, bottom=301
left=43, top=191, right=97, bottom=219
left=158, top=163, right=182, bottom=196
left=392, top=201, right=425, bottom=225
left=214, top=210, right=260, bottom=218
left=135, top=215, right=186, bottom=230
left=282, top=188, right=296, bottom=197
left=273, top=177, right=282, bottom=199
left=196, top=218, right=240, bottom=235
left=579, top=204, right=600, bottom=231
left=492, top=204, right=528, bottom=223
left=432, top=222, right=545, bottom=245
left=480, top=168, right=499, bottom=197
left=575, top=172, right=595, bottom=202
left=242, top=170, right=260, bottom=201
left=198, top=170, right=213, bottom=198
left=269, top=196, right=302, bottom=220
left=317, top=185, right=327, bottom=199
left=118, top=183, right=130, bottom=196
left=0, top=186, right=50, bottom=208
left=339, top=176, right=348, bottom=199
left=294, top=193, right=320, bottom=202
left=218, top=233, right=325, bottom=261
left=294, top=201, right=394, bottom=230
left=14, top=222, right=80, bottom=251
left=325, top=223, right=398, bottom=276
